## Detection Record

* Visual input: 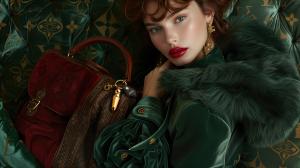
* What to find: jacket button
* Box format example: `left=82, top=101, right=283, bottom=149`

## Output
left=121, top=152, right=128, bottom=160
left=137, top=107, right=145, bottom=114
left=149, top=138, right=156, bottom=145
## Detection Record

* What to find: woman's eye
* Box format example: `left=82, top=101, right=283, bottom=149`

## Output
left=175, top=16, right=186, bottom=23
left=148, top=27, right=161, bottom=34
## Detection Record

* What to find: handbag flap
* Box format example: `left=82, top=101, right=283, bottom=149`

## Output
left=28, top=50, right=108, bottom=117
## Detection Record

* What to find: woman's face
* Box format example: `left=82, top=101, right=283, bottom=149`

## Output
left=144, top=0, right=214, bottom=66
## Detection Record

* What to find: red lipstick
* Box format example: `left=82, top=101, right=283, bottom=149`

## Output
left=169, top=47, right=188, bottom=59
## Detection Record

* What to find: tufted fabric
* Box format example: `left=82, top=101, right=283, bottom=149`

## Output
left=1, top=0, right=300, bottom=167
left=227, top=0, right=300, bottom=65
left=226, top=0, right=300, bottom=167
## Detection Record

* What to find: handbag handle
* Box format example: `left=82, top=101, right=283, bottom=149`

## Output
left=68, top=37, right=133, bottom=81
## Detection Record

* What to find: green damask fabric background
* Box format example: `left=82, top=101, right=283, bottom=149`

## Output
left=1, top=0, right=300, bottom=167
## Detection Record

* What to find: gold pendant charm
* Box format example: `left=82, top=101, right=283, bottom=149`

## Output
left=112, top=86, right=122, bottom=111
left=111, top=80, right=127, bottom=112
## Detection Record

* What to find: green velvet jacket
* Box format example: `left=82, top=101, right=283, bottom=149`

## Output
left=94, top=20, right=300, bottom=167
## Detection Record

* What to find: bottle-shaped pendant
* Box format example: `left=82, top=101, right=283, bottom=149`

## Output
left=112, top=86, right=122, bottom=111
left=111, top=80, right=127, bottom=112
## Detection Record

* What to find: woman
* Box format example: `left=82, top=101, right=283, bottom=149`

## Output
left=94, top=0, right=300, bottom=167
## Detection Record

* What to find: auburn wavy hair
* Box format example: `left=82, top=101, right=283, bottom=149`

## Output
left=124, top=0, right=231, bottom=40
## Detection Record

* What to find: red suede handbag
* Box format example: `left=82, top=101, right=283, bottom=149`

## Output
left=15, top=37, right=136, bottom=168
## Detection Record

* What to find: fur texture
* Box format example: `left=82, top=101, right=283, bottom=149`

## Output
left=160, top=19, right=300, bottom=147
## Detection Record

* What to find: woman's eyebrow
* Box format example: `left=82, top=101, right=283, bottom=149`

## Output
left=144, top=22, right=158, bottom=27
left=144, top=8, right=185, bottom=26
left=166, top=10, right=181, bottom=19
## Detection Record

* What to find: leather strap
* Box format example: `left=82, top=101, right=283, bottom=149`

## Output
left=69, top=37, right=133, bottom=81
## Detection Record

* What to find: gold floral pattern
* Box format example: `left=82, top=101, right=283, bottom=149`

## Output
left=271, top=140, right=300, bottom=167
left=285, top=13, right=299, bottom=27
left=244, top=152, right=267, bottom=168
left=68, top=0, right=91, bottom=11
left=94, top=10, right=118, bottom=36
left=8, top=56, right=32, bottom=86
left=24, top=20, right=36, bottom=32
left=37, top=13, right=63, bottom=41
left=66, top=21, right=79, bottom=33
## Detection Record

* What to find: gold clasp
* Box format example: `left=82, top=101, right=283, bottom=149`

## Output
left=27, top=89, right=46, bottom=116
left=67, top=52, right=74, bottom=58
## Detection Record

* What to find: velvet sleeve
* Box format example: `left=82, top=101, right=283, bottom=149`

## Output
left=93, top=96, right=170, bottom=168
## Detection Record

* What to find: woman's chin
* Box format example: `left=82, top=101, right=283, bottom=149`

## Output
left=171, top=58, right=193, bottom=67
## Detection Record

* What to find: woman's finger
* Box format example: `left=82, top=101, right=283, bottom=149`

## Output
left=159, top=60, right=171, bottom=71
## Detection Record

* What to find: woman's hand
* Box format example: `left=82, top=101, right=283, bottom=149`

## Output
left=143, top=61, right=171, bottom=98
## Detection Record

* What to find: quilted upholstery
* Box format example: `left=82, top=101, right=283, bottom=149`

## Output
left=226, top=0, right=300, bottom=167
left=0, top=0, right=300, bottom=167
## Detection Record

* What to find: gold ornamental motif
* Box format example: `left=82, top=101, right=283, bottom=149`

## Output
left=94, top=11, right=117, bottom=37
left=285, top=13, right=299, bottom=27
left=66, top=21, right=79, bottom=33
left=245, top=152, right=266, bottom=168
left=37, top=13, right=63, bottom=41
left=68, top=0, right=90, bottom=10
left=271, top=140, right=300, bottom=167
left=262, top=0, right=272, bottom=7
left=24, top=20, right=36, bottom=32
left=9, top=55, right=32, bottom=86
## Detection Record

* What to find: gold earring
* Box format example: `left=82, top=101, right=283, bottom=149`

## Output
left=203, top=37, right=214, bottom=55
left=207, top=22, right=215, bottom=34
left=202, top=22, right=215, bottom=56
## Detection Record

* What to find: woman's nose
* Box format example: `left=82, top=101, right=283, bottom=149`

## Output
left=165, top=29, right=178, bottom=47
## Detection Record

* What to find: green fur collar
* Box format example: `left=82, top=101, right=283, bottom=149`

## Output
left=160, top=19, right=300, bottom=147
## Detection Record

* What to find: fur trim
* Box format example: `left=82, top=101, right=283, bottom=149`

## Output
left=160, top=19, right=300, bottom=147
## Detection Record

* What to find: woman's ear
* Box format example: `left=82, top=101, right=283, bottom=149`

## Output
left=205, top=10, right=215, bottom=24
left=203, top=4, right=215, bottom=23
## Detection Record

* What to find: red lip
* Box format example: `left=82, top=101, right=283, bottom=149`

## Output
left=169, top=47, right=188, bottom=59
